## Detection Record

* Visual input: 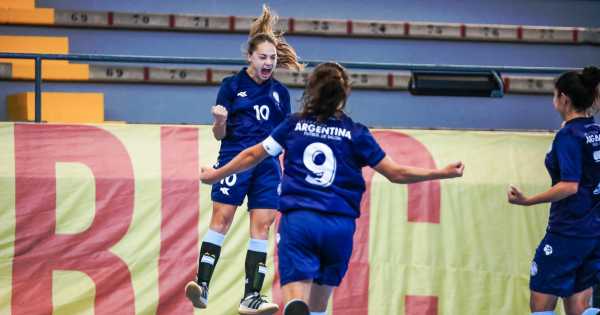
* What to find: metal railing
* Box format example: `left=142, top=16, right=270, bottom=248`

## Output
left=0, top=52, right=580, bottom=123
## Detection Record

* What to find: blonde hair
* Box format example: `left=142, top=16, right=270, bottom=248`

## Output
left=247, top=5, right=304, bottom=71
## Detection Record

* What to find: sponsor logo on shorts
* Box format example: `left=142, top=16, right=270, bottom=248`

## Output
left=543, top=244, right=553, bottom=256
left=220, top=187, right=230, bottom=196
left=531, top=261, right=538, bottom=276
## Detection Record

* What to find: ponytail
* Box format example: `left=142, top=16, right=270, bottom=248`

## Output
left=247, top=5, right=304, bottom=71
left=555, top=65, right=600, bottom=112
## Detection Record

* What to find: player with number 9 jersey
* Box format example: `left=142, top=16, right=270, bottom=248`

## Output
left=199, top=62, right=464, bottom=315
left=262, top=113, right=383, bottom=218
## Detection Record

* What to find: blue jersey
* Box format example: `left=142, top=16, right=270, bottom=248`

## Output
left=217, top=68, right=291, bottom=155
left=545, top=117, right=600, bottom=237
left=262, top=113, right=386, bottom=218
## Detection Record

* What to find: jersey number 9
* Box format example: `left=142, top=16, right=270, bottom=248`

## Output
left=303, top=142, right=337, bottom=187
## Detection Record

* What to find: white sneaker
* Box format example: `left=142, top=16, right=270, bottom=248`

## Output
left=238, top=292, right=279, bottom=315
left=184, top=281, right=208, bottom=309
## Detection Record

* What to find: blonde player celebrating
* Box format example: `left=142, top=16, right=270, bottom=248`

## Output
left=185, top=5, right=302, bottom=315
left=199, top=62, right=464, bottom=315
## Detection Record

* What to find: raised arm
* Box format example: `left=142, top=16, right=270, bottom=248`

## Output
left=211, top=105, right=228, bottom=140
left=373, top=156, right=464, bottom=184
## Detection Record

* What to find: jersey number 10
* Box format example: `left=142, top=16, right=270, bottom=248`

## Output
left=253, top=105, right=270, bottom=121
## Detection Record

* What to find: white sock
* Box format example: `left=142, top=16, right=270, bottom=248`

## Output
left=248, top=238, right=268, bottom=253
left=310, top=312, right=326, bottom=315
left=203, top=229, right=225, bottom=246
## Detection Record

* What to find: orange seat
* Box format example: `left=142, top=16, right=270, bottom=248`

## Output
left=7, top=92, right=104, bottom=123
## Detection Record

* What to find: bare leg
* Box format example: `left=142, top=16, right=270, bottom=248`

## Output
left=563, top=287, right=593, bottom=315
left=208, top=202, right=237, bottom=233
left=308, top=283, right=334, bottom=312
left=249, top=208, right=277, bottom=240
left=530, top=290, right=558, bottom=313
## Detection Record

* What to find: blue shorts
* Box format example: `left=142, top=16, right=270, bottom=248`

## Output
left=277, top=210, right=356, bottom=287
left=210, top=154, right=280, bottom=210
left=530, top=232, right=600, bottom=297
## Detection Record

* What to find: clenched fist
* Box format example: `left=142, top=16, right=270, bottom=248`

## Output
left=212, top=105, right=228, bottom=125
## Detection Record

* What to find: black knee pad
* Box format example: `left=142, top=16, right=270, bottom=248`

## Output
left=283, top=299, right=309, bottom=315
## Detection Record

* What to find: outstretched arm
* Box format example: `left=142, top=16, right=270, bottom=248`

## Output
left=507, top=181, right=578, bottom=206
left=200, top=143, right=269, bottom=184
left=373, top=156, right=464, bottom=184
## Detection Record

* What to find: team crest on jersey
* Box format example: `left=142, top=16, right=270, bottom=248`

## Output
left=543, top=244, right=553, bottom=256
left=530, top=261, right=538, bottom=276
left=593, top=182, right=600, bottom=195
left=272, top=91, right=280, bottom=104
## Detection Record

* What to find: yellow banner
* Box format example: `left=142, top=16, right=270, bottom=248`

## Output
left=0, top=122, right=558, bottom=314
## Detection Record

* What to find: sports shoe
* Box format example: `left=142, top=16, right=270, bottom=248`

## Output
left=283, top=299, right=309, bottom=315
left=238, top=292, right=279, bottom=315
left=185, top=281, right=208, bottom=309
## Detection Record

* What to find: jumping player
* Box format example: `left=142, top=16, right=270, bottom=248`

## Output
left=199, top=62, right=464, bottom=315
left=185, top=5, right=303, bottom=315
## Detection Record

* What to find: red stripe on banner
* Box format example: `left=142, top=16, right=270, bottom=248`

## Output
left=333, top=131, right=441, bottom=315
left=108, top=12, right=114, bottom=26
left=517, top=26, right=523, bottom=40
left=12, top=124, right=135, bottom=315
left=460, top=24, right=466, bottom=38
left=229, top=16, right=235, bottom=31
left=572, top=28, right=579, bottom=43
left=406, top=296, right=438, bottom=315
left=387, top=73, right=394, bottom=88
left=346, top=20, right=353, bottom=35
left=371, top=132, right=441, bottom=222
left=143, top=67, right=149, bottom=81
left=404, top=22, right=410, bottom=36
left=169, top=14, right=175, bottom=28
left=206, top=68, right=213, bottom=84
left=156, top=127, right=199, bottom=315
left=288, top=18, right=295, bottom=33
left=503, top=77, right=510, bottom=93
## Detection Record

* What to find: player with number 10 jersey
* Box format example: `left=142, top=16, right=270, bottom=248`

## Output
left=199, top=62, right=464, bottom=315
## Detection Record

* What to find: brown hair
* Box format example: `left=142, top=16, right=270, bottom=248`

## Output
left=246, top=5, right=303, bottom=71
left=300, top=62, right=350, bottom=122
